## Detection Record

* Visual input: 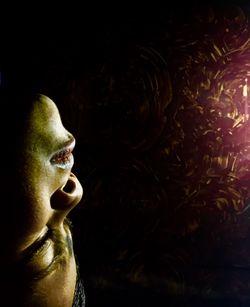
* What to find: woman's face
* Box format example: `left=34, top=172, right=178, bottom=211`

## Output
left=2, top=94, right=83, bottom=306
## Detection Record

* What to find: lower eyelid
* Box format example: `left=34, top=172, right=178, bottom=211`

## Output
left=37, top=241, right=54, bottom=268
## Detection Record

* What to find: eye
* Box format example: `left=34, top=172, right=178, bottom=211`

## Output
left=27, top=238, right=55, bottom=274
left=19, top=229, right=56, bottom=280
left=16, top=221, right=72, bottom=282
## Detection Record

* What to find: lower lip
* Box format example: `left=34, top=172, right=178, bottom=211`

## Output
left=53, top=154, right=74, bottom=170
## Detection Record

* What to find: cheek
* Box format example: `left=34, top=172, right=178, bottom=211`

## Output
left=23, top=177, right=52, bottom=220
left=0, top=187, right=53, bottom=261
left=10, top=174, right=53, bottom=250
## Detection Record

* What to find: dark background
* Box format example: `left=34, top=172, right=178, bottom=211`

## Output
left=4, top=2, right=250, bottom=306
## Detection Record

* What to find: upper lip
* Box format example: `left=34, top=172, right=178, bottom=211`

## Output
left=50, top=137, right=76, bottom=162
left=65, top=138, right=76, bottom=152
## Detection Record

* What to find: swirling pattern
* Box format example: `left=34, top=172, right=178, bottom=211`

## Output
left=67, top=4, right=250, bottom=302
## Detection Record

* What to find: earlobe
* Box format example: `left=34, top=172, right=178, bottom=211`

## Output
left=51, top=173, right=83, bottom=211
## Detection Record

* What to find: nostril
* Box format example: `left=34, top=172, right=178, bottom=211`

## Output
left=51, top=172, right=83, bottom=212
left=63, top=178, right=75, bottom=193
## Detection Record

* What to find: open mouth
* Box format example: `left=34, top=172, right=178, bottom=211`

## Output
left=50, top=138, right=75, bottom=170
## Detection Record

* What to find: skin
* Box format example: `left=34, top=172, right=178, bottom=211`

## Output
left=1, top=94, right=83, bottom=306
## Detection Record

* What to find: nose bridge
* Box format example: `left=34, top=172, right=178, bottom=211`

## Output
left=50, top=172, right=83, bottom=215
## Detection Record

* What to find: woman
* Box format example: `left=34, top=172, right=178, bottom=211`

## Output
left=0, top=58, right=85, bottom=306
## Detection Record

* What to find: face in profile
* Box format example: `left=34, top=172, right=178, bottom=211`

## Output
left=1, top=94, right=83, bottom=306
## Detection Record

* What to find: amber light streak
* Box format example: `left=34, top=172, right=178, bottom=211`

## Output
left=243, top=77, right=249, bottom=121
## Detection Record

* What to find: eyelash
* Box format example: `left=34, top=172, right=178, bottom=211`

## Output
left=19, top=229, right=59, bottom=281
left=20, top=229, right=52, bottom=266
left=33, top=235, right=52, bottom=256
left=18, top=219, right=73, bottom=281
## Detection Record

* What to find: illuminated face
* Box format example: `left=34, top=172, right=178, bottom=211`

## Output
left=1, top=94, right=83, bottom=306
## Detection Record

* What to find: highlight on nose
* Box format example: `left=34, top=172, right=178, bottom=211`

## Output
left=51, top=173, right=83, bottom=210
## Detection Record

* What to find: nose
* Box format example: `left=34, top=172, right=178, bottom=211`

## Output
left=51, top=172, right=83, bottom=214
